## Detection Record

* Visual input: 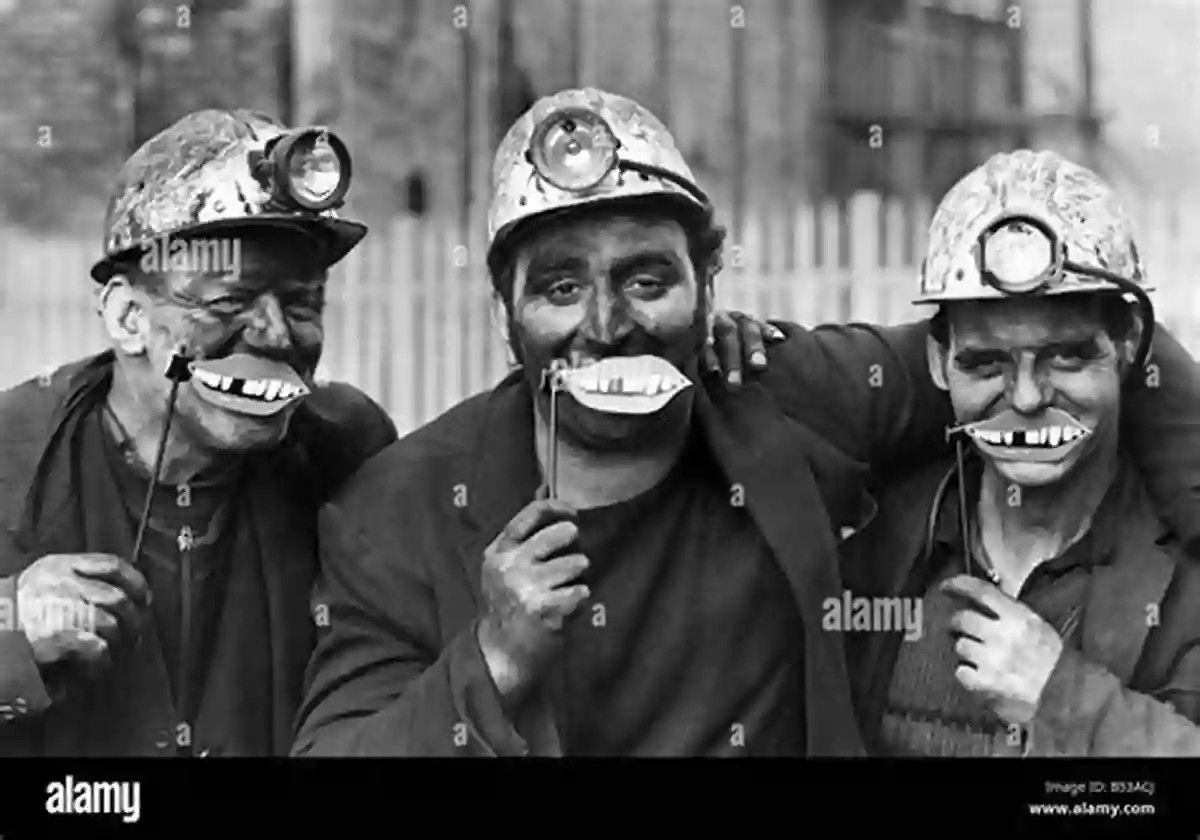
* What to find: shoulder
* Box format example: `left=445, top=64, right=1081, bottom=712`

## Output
left=0, top=358, right=93, bottom=434
left=298, top=380, right=398, bottom=446
left=322, top=384, right=497, bottom=522
left=0, top=358, right=97, bottom=477
left=284, top=380, right=399, bottom=498
left=0, top=358, right=100, bottom=535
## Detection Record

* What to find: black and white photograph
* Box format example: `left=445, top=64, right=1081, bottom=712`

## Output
left=0, top=0, right=1197, bottom=831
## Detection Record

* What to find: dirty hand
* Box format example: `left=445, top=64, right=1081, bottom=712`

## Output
left=703, top=310, right=787, bottom=385
left=942, top=574, right=1064, bottom=725
left=477, top=496, right=590, bottom=701
left=16, top=553, right=149, bottom=671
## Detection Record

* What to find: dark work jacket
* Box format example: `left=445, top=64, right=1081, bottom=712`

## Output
left=291, top=318, right=1200, bottom=757
left=0, top=352, right=397, bottom=756
left=842, top=457, right=1200, bottom=756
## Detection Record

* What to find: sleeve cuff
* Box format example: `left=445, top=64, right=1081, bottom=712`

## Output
left=0, top=576, right=53, bottom=719
left=1029, top=646, right=1121, bottom=756
left=447, top=620, right=533, bottom=757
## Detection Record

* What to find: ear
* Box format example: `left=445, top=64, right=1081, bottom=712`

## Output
left=692, top=265, right=716, bottom=330
left=490, top=290, right=519, bottom=367
left=1120, top=310, right=1146, bottom=368
left=99, top=277, right=149, bottom=355
left=926, top=331, right=950, bottom=392
left=508, top=252, right=529, bottom=307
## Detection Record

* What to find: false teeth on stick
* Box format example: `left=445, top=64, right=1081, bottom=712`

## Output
left=557, top=355, right=691, bottom=415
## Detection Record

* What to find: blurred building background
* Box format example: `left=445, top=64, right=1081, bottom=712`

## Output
left=0, top=0, right=1197, bottom=434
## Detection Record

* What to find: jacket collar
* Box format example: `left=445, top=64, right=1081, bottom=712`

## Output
left=693, top=374, right=868, bottom=755
left=457, top=370, right=542, bottom=554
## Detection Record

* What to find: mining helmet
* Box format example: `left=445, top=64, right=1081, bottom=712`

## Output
left=917, top=149, right=1155, bottom=368
left=91, top=109, right=365, bottom=283
left=486, top=88, right=710, bottom=263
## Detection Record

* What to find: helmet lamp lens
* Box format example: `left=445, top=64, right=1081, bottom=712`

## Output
left=982, top=220, right=1055, bottom=293
left=531, top=110, right=617, bottom=191
left=288, top=131, right=343, bottom=205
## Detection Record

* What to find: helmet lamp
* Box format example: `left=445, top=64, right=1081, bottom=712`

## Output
left=978, top=217, right=1063, bottom=295
left=525, top=106, right=709, bottom=206
left=527, top=107, right=619, bottom=192
left=269, top=128, right=351, bottom=211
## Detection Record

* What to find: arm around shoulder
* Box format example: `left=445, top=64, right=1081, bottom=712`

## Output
left=759, top=319, right=953, bottom=470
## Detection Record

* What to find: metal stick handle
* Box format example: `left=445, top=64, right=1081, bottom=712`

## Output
left=547, top=385, right=559, bottom=500
left=544, top=360, right=569, bottom=500
left=132, top=348, right=192, bottom=568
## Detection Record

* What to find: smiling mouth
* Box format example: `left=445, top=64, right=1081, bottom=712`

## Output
left=965, top=423, right=1092, bottom=463
left=187, top=353, right=310, bottom=417
left=555, top=355, right=692, bottom=415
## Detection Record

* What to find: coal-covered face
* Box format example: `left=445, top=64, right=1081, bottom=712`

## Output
left=128, top=230, right=327, bottom=453
left=929, top=296, right=1134, bottom=488
left=507, top=213, right=710, bottom=452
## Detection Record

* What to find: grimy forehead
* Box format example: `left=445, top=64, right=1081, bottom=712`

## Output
left=946, top=296, right=1111, bottom=345
left=520, top=213, right=689, bottom=266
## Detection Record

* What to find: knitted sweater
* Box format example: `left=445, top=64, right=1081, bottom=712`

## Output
left=880, top=558, right=1088, bottom=757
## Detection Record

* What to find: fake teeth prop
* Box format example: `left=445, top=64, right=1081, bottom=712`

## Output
left=190, top=369, right=305, bottom=401
left=968, top=426, right=1087, bottom=447
left=963, top=408, right=1091, bottom=463
left=555, top=355, right=691, bottom=415
left=187, top=353, right=310, bottom=417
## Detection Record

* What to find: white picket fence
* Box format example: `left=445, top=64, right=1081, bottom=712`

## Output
left=3, top=192, right=1199, bottom=436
